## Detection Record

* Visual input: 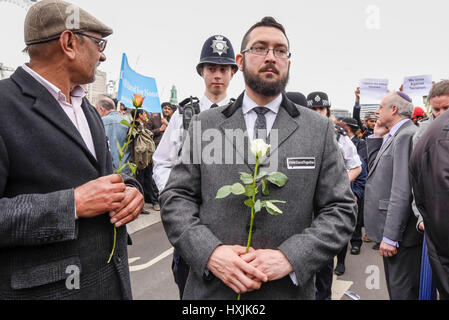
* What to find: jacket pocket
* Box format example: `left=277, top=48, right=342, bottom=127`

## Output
left=378, top=200, right=389, bottom=211
left=11, top=256, right=81, bottom=290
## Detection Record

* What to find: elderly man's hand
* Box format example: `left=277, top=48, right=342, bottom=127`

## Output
left=374, top=121, right=389, bottom=138
left=380, top=241, right=398, bottom=258
left=109, top=186, right=145, bottom=227
left=74, top=174, right=126, bottom=218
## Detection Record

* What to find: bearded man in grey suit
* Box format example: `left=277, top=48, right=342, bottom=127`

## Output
left=364, top=91, right=423, bottom=300
left=160, top=17, right=357, bottom=300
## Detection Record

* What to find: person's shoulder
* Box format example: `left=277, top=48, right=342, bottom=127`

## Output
left=0, top=77, right=21, bottom=101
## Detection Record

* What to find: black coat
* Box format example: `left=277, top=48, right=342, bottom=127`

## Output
left=410, top=109, right=449, bottom=297
left=0, top=67, right=133, bottom=299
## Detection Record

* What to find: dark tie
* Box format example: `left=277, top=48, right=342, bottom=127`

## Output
left=210, top=103, right=219, bottom=109
left=253, top=107, right=270, bottom=140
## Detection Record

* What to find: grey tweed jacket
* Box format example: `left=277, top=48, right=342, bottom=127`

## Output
left=0, top=68, right=136, bottom=300
left=160, top=92, right=357, bottom=300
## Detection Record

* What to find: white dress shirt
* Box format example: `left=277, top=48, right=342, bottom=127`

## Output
left=242, top=93, right=282, bottom=141
left=153, top=95, right=230, bottom=192
left=22, top=64, right=97, bottom=160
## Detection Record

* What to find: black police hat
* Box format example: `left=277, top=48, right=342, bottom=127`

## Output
left=341, top=117, right=359, bottom=129
left=286, top=92, right=307, bottom=107
left=306, top=92, right=331, bottom=108
left=196, top=35, right=238, bottom=76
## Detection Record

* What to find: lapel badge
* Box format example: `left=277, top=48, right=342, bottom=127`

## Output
left=211, top=35, right=229, bottom=56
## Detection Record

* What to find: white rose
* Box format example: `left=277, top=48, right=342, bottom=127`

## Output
left=250, top=139, right=271, bottom=158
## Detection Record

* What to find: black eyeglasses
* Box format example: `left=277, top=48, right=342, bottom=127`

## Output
left=242, top=46, right=291, bottom=59
left=75, top=32, right=108, bottom=52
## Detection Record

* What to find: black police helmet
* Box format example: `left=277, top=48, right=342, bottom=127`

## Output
left=306, top=91, right=331, bottom=109
left=286, top=92, right=307, bottom=107
left=196, top=35, right=238, bottom=76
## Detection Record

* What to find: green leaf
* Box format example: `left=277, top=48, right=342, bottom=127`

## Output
left=216, top=185, right=232, bottom=199
left=116, top=140, right=124, bottom=161
left=244, top=199, right=255, bottom=208
left=244, top=184, right=258, bottom=197
left=265, top=201, right=284, bottom=216
left=239, top=172, right=254, bottom=185
left=267, top=172, right=289, bottom=187
left=231, top=183, right=246, bottom=195
left=256, top=171, right=268, bottom=181
left=262, top=179, right=270, bottom=196
left=128, top=162, right=137, bottom=176
left=120, top=119, right=131, bottom=127
left=254, top=199, right=262, bottom=213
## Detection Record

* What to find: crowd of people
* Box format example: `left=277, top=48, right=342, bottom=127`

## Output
left=0, top=0, right=448, bottom=301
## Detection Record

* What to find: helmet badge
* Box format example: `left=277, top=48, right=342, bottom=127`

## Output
left=211, top=35, right=229, bottom=56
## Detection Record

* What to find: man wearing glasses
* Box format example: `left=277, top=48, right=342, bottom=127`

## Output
left=160, top=16, right=356, bottom=299
left=0, top=0, right=144, bottom=299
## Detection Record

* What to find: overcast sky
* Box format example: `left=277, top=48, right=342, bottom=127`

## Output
left=1, top=0, right=448, bottom=111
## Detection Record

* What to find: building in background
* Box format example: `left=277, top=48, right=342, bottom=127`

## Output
left=86, top=70, right=107, bottom=104
left=332, top=108, right=351, bottom=120
left=360, top=104, right=379, bottom=120
left=0, top=63, right=14, bottom=80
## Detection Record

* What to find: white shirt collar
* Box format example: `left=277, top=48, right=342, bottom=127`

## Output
left=22, top=64, right=86, bottom=103
left=242, top=92, right=282, bottom=115
left=200, top=95, right=230, bottom=112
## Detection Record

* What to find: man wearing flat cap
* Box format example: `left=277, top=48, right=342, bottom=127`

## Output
left=0, top=0, right=144, bottom=299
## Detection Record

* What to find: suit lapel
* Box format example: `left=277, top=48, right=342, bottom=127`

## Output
left=80, top=100, right=105, bottom=170
left=12, top=67, right=99, bottom=168
left=262, top=96, right=299, bottom=166
left=219, top=92, right=300, bottom=171
left=219, top=93, right=252, bottom=170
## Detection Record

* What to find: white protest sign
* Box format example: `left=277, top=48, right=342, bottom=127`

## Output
left=360, top=78, right=389, bottom=101
left=402, top=75, right=433, bottom=97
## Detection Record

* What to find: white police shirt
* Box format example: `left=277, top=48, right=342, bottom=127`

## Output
left=337, top=134, right=362, bottom=170
left=153, top=95, right=231, bottom=192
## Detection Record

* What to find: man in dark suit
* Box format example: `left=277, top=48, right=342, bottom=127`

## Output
left=410, top=105, right=449, bottom=299
left=364, top=91, right=423, bottom=300
left=0, top=0, right=144, bottom=299
left=160, top=16, right=356, bottom=300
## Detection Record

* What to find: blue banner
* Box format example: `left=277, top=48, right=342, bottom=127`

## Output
left=117, top=53, right=161, bottom=113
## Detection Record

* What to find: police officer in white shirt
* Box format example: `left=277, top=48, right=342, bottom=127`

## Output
left=153, top=35, right=238, bottom=192
left=153, top=34, right=238, bottom=298
left=305, top=91, right=362, bottom=300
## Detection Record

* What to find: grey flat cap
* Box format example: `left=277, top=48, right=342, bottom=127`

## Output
left=25, top=0, right=113, bottom=45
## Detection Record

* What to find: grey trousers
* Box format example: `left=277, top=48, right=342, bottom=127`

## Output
left=383, top=244, right=422, bottom=300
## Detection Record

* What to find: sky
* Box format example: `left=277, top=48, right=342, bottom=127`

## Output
left=1, top=0, right=448, bottom=111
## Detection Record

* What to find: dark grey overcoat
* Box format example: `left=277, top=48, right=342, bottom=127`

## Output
left=160, top=93, right=357, bottom=300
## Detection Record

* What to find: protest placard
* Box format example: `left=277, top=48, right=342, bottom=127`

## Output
left=360, top=78, right=389, bottom=101
left=402, top=75, right=433, bottom=97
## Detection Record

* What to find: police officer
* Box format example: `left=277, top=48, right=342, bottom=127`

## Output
left=153, top=34, right=238, bottom=298
left=305, top=91, right=361, bottom=300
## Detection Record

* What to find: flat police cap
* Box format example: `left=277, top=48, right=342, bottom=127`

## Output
left=196, top=35, right=238, bottom=76
left=24, top=0, right=113, bottom=46
left=307, top=91, right=331, bottom=108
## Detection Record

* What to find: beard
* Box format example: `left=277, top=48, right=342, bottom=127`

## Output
left=243, top=59, right=289, bottom=97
